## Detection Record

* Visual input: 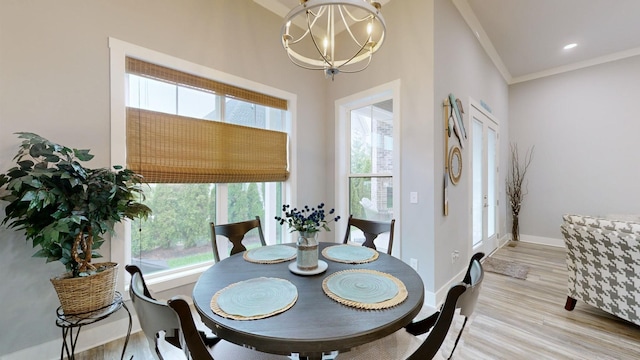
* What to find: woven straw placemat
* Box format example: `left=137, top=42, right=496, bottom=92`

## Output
left=243, top=245, right=297, bottom=264
left=322, top=269, right=407, bottom=310
left=211, top=277, right=298, bottom=320
left=322, top=245, right=379, bottom=264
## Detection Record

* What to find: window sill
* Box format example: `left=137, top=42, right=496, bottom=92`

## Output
left=145, top=262, right=214, bottom=293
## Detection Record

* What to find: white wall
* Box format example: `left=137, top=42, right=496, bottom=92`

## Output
left=510, top=55, right=640, bottom=243
left=432, top=0, right=509, bottom=293
left=0, top=0, right=326, bottom=356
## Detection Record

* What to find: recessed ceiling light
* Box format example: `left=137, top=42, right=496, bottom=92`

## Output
left=563, top=43, right=578, bottom=50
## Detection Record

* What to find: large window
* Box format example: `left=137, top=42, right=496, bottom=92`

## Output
left=335, top=81, right=400, bottom=255
left=109, top=39, right=293, bottom=289
left=349, top=101, right=394, bottom=222
left=126, top=70, right=287, bottom=276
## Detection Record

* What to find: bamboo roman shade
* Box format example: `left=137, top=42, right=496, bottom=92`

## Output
left=125, top=57, right=289, bottom=184
left=127, top=108, right=289, bottom=183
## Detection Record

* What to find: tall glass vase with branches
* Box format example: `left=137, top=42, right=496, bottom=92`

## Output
left=506, top=143, right=534, bottom=243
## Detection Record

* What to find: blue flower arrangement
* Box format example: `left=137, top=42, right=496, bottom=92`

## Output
left=275, top=203, right=340, bottom=234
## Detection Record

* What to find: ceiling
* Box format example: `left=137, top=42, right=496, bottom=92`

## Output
left=256, top=0, right=640, bottom=83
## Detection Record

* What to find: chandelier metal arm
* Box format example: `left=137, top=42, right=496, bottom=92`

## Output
left=339, top=56, right=372, bottom=73
left=338, top=5, right=368, bottom=49
left=335, top=42, right=371, bottom=70
left=341, top=4, right=376, bottom=22
left=288, top=7, right=323, bottom=46
left=307, top=10, right=334, bottom=68
left=286, top=51, right=328, bottom=71
left=306, top=4, right=326, bottom=18
left=286, top=47, right=371, bottom=73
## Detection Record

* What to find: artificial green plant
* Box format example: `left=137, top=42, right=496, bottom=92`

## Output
left=0, top=132, right=151, bottom=277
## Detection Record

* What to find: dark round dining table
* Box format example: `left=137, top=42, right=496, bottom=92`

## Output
left=192, top=242, right=425, bottom=359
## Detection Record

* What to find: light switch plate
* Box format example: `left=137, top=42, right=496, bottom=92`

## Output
left=410, top=258, right=418, bottom=270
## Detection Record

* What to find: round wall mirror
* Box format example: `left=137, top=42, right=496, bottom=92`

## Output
left=448, top=145, right=462, bottom=185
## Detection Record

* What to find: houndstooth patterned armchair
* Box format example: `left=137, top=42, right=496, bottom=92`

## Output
left=561, top=214, right=640, bottom=326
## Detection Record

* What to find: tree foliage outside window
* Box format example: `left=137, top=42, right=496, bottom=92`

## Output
left=132, top=184, right=215, bottom=252
left=349, top=136, right=372, bottom=219
left=132, top=182, right=269, bottom=271
left=229, top=183, right=265, bottom=223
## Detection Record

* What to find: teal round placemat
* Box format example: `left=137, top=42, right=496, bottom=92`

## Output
left=322, top=244, right=379, bottom=263
left=212, top=277, right=298, bottom=320
left=322, top=269, right=407, bottom=309
left=244, top=245, right=297, bottom=263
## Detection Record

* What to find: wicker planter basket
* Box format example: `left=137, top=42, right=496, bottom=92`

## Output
left=50, top=262, right=119, bottom=315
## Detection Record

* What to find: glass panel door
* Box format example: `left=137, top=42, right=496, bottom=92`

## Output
left=471, top=104, right=499, bottom=254
left=472, top=120, right=483, bottom=247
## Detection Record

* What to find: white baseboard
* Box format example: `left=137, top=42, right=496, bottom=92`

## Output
left=431, top=233, right=563, bottom=308
left=519, top=234, right=564, bottom=247
left=432, top=267, right=468, bottom=309
left=0, top=338, right=61, bottom=360
left=0, top=295, right=201, bottom=360
left=422, top=288, right=437, bottom=309
left=0, top=317, right=142, bottom=360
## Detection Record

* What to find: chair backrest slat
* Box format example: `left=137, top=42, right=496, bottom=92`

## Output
left=342, top=215, right=395, bottom=255
left=210, top=216, right=266, bottom=262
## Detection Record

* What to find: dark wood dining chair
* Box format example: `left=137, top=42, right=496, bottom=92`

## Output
left=335, top=252, right=484, bottom=360
left=163, top=297, right=290, bottom=360
left=210, top=216, right=267, bottom=262
left=125, top=265, right=220, bottom=359
left=342, top=215, right=396, bottom=255
left=405, top=252, right=485, bottom=359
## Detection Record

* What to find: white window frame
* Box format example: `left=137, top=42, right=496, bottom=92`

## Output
left=109, top=38, right=297, bottom=295
left=334, top=80, right=401, bottom=257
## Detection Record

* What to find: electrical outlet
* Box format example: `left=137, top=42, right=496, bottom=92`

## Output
left=410, top=192, right=418, bottom=204
left=410, top=258, right=418, bottom=271
left=451, top=250, right=460, bottom=264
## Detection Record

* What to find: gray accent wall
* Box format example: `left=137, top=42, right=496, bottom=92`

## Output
left=510, top=55, right=640, bottom=242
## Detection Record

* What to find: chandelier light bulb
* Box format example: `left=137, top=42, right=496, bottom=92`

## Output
left=323, top=37, right=329, bottom=57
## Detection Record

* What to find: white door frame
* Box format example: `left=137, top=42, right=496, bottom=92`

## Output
left=469, top=98, right=499, bottom=256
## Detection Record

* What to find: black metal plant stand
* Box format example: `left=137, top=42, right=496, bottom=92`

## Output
left=55, top=291, right=132, bottom=360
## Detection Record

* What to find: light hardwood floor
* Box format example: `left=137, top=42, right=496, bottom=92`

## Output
left=447, top=242, right=639, bottom=360
left=77, top=242, right=640, bottom=359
